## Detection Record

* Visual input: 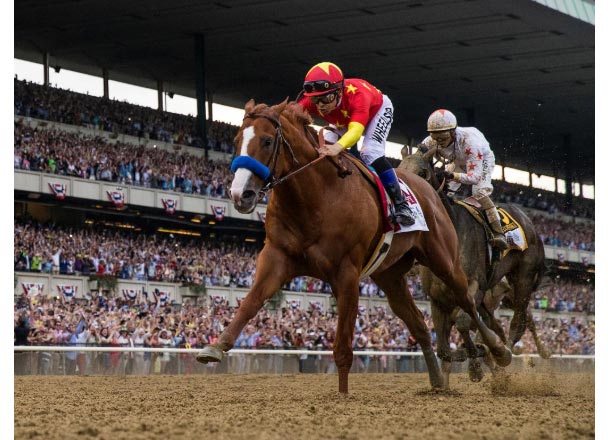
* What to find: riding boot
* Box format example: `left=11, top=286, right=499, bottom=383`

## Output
left=385, top=182, right=416, bottom=227
left=478, top=195, right=509, bottom=251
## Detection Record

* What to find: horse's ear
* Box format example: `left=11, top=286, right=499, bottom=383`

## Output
left=245, top=99, right=256, bottom=113
left=400, top=145, right=410, bottom=160
left=271, top=97, right=290, bottom=116
left=422, top=145, right=437, bottom=160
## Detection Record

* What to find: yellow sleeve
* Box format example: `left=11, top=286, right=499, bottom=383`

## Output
left=337, top=122, right=365, bottom=149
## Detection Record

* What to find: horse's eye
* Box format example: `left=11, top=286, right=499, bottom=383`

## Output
left=418, top=171, right=426, bottom=178
left=261, top=137, right=273, bottom=148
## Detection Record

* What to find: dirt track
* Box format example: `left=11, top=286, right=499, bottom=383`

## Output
left=15, top=372, right=594, bottom=439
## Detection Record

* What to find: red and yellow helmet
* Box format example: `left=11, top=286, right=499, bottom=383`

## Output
left=302, top=62, right=344, bottom=96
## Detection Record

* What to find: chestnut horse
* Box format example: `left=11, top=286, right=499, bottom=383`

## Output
left=195, top=99, right=510, bottom=393
left=400, top=146, right=547, bottom=385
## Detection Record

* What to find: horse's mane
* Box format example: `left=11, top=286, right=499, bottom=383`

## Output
left=281, top=101, right=313, bottom=126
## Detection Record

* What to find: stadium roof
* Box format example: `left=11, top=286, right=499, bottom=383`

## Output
left=15, top=0, right=595, bottom=184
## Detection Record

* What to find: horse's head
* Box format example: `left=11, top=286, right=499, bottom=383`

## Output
left=229, top=98, right=291, bottom=213
left=399, top=144, right=438, bottom=184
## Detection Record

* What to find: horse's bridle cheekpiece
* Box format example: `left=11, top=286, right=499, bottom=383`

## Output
left=230, top=110, right=326, bottom=199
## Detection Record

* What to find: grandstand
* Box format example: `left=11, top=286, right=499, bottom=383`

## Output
left=14, top=0, right=594, bottom=362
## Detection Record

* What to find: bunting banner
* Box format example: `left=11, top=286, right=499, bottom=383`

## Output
left=22, top=282, right=45, bottom=297
left=257, top=212, right=266, bottom=223
left=57, top=284, right=78, bottom=301
left=48, top=182, right=67, bottom=200
left=161, top=198, right=178, bottom=214
left=557, top=252, right=565, bottom=263
left=308, top=301, right=323, bottom=311
left=107, top=189, right=125, bottom=207
left=153, top=289, right=171, bottom=306
left=289, top=299, right=301, bottom=310
left=211, top=205, right=226, bottom=221
left=211, top=295, right=226, bottom=305
left=581, top=256, right=589, bottom=267
left=122, top=289, right=140, bottom=302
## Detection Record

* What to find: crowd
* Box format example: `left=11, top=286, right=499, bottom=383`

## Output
left=15, top=220, right=259, bottom=287
left=14, top=291, right=594, bottom=376
left=14, top=120, right=233, bottom=198
left=13, top=120, right=596, bottom=250
left=15, top=79, right=595, bottom=221
left=14, top=218, right=595, bottom=313
left=532, top=279, right=595, bottom=314
left=14, top=78, right=239, bottom=152
left=493, top=180, right=594, bottom=220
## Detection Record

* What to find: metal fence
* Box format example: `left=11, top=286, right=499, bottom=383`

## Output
left=14, top=346, right=594, bottom=376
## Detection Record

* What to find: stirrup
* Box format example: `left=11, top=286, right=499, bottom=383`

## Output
left=394, top=207, right=415, bottom=226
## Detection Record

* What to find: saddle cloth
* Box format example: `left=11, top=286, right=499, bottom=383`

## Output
left=342, top=153, right=428, bottom=277
left=456, top=199, right=528, bottom=252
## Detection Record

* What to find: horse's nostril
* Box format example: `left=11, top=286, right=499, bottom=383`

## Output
left=242, top=190, right=256, bottom=201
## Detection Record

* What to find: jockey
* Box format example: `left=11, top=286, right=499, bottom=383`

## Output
left=297, top=61, right=415, bottom=227
left=420, top=109, right=509, bottom=250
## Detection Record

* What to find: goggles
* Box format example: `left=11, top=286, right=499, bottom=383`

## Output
left=303, top=80, right=333, bottom=94
left=310, top=93, right=338, bottom=105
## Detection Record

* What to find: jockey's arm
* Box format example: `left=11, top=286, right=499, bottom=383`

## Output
left=335, top=121, right=365, bottom=149
left=453, top=149, right=483, bottom=185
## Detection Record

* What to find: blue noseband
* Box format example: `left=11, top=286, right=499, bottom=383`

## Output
left=231, top=156, right=271, bottom=181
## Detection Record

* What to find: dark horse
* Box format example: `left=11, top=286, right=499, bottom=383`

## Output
left=400, top=146, right=547, bottom=385
left=196, top=99, right=511, bottom=393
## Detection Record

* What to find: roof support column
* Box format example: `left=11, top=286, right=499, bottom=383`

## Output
left=157, top=80, right=164, bottom=112
left=43, top=52, right=50, bottom=87
left=562, top=133, right=573, bottom=211
left=207, top=89, right=213, bottom=122
left=102, top=68, right=109, bottom=99
left=194, top=34, right=208, bottom=158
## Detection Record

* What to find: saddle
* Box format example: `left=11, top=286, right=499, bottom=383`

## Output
left=456, top=197, right=528, bottom=254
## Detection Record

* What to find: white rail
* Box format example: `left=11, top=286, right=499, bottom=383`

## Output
left=13, top=346, right=595, bottom=359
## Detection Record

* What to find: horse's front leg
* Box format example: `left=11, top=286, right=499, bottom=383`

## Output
left=331, top=267, right=361, bottom=394
left=196, top=245, right=292, bottom=364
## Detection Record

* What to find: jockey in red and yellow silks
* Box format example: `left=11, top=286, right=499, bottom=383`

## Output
left=297, top=62, right=415, bottom=227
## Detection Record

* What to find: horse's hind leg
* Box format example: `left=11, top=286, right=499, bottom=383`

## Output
left=196, top=245, right=292, bottom=364
left=428, top=253, right=512, bottom=368
left=373, top=260, right=444, bottom=389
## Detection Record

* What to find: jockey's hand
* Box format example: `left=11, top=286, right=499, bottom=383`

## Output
left=319, top=142, right=344, bottom=157
left=437, top=170, right=454, bottom=181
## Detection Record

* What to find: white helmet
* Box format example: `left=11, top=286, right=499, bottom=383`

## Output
left=427, top=109, right=457, bottom=132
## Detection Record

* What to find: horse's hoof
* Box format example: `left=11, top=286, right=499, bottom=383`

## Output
left=511, top=344, right=523, bottom=355
left=195, top=346, right=224, bottom=364
left=493, top=347, right=512, bottom=367
left=468, top=359, right=484, bottom=382
left=539, top=349, right=552, bottom=359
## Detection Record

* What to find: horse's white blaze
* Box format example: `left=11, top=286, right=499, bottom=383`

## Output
left=230, top=126, right=256, bottom=201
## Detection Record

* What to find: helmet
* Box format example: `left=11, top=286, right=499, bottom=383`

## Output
left=427, top=109, right=457, bottom=132
left=303, top=62, right=344, bottom=96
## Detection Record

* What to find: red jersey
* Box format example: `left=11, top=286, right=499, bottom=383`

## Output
left=299, top=78, right=384, bottom=129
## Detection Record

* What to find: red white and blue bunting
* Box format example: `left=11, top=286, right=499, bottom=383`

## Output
left=48, top=182, right=67, bottom=200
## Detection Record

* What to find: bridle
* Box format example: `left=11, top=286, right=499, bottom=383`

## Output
left=232, top=110, right=326, bottom=199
